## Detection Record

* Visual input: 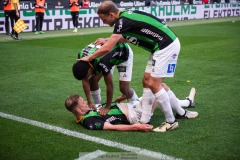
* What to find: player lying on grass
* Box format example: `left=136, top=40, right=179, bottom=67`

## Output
left=72, top=43, right=138, bottom=116
left=65, top=83, right=198, bottom=131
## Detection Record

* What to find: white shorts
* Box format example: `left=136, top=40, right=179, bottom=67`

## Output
left=145, top=38, right=181, bottom=78
left=110, top=44, right=133, bottom=81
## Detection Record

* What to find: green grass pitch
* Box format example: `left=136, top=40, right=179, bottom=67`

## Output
left=0, top=17, right=240, bottom=160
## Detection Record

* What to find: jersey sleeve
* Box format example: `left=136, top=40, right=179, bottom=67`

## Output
left=81, top=116, right=105, bottom=130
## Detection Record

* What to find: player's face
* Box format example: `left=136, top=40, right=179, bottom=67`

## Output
left=98, top=13, right=116, bottom=27
left=77, top=97, right=90, bottom=114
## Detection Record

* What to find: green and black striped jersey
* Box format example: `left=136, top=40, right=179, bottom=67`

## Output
left=78, top=43, right=130, bottom=75
left=79, top=103, right=129, bottom=130
left=113, top=10, right=177, bottom=53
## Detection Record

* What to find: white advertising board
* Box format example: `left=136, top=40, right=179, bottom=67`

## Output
left=0, top=4, right=239, bottom=34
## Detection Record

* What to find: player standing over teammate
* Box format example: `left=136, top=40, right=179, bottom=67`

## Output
left=72, top=43, right=138, bottom=115
left=80, top=1, right=184, bottom=132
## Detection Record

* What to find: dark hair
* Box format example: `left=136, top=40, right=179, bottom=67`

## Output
left=72, top=61, right=90, bottom=80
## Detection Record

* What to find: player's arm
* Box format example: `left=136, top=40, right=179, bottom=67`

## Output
left=13, top=2, right=19, bottom=17
left=103, top=122, right=153, bottom=132
left=80, top=34, right=123, bottom=62
left=117, top=36, right=128, bottom=43
left=114, top=94, right=127, bottom=103
left=82, top=79, right=94, bottom=108
left=75, top=0, right=82, bottom=6
left=37, top=2, right=44, bottom=8
left=34, top=1, right=38, bottom=7
left=41, top=2, right=45, bottom=8
left=98, top=73, right=113, bottom=115
left=69, top=1, right=73, bottom=7
left=94, top=38, right=108, bottom=45
left=94, top=36, right=127, bottom=46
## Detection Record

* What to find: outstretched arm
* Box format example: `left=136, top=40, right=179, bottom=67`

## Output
left=103, top=123, right=153, bottom=132
left=82, top=79, right=94, bottom=109
left=94, top=36, right=127, bottom=46
left=80, top=34, right=123, bottom=62
left=13, top=3, right=19, bottom=17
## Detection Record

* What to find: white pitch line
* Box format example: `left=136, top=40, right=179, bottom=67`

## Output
left=0, top=112, right=182, bottom=160
left=75, top=150, right=107, bottom=160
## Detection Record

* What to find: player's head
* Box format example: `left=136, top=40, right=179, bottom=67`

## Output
left=97, top=1, right=119, bottom=27
left=97, top=1, right=119, bottom=15
left=65, top=94, right=80, bottom=112
left=72, top=61, right=90, bottom=80
left=65, top=94, right=90, bottom=116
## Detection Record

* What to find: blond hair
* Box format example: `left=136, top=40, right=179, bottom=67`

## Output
left=65, top=94, right=79, bottom=111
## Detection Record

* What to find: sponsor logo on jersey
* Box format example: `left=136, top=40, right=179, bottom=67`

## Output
left=152, top=60, right=156, bottom=72
left=117, top=66, right=126, bottom=72
left=112, top=51, right=122, bottom=57
left=117, top=19, right=123, bottom=32
left=106, top=116, right=122, bottom=123
left=126, top=36, right=139, bottom=45
left=99, top=63, right=109, bottom=73
left=171, top=53, right=178, bottom=60
left=94, top=122, right=101, bottom=130
left=167, top=64, right=176, bottom=73
left=141, top=28, right=163, bottom=41
left=152, top=59, right=156, bottom=66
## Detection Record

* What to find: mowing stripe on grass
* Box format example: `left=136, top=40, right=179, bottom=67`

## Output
left=0, top=112, right=182, bottom=160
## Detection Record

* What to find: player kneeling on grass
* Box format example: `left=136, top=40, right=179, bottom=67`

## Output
left=65, top=84, right=198, bottom=131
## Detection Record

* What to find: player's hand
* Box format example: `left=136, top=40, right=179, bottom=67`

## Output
left=80, top=56, right=91, bottom=62
left=94, top=38, right=107, bottom=45
left=114, top=94, right=127, bottom=103
left=88, top=103, right=96, bottom=110
left=98, top=107, right=110, bottom=116
left=135, top=124, right=153, bottom=132
left=16, top=11, right=19, bottom=17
